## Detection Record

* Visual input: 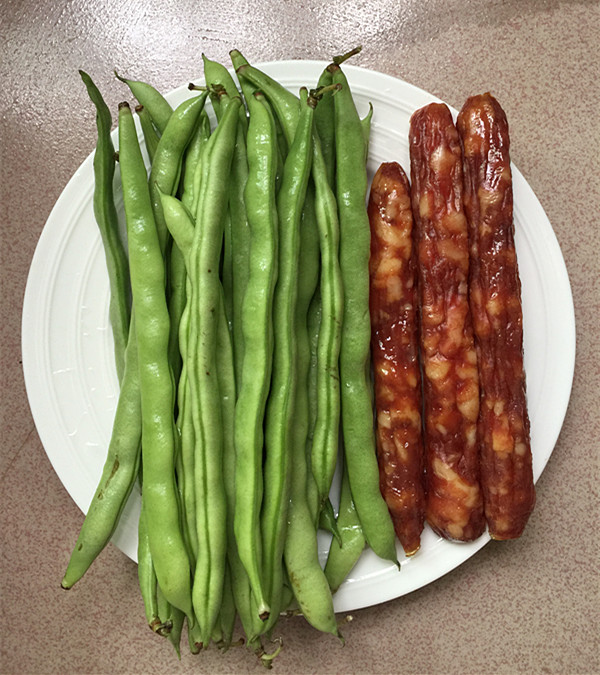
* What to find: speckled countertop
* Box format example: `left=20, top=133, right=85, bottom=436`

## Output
left=1, top=1, right=598, bottom=674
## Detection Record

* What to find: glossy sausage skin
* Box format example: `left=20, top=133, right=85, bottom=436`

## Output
left=409, top=103, right=486, bottom=542
left=457, top=93, right=535, bottom=540
left=368, top=162, right=425, bottom=556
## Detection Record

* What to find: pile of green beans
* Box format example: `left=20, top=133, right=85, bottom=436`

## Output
left=62, top=47, right=399, bottom=665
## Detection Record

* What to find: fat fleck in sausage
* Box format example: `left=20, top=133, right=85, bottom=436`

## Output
left=368, top=161, right=425, bottom=556
left=409, top=103, right=486, bottom=542
left=457, top=93, right=535, bottom=540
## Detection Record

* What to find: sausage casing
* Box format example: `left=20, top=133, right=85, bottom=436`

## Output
left=457, top=93, right=535, bottom=540
left=368, top=161, right=425, bottom=556
left=409, top=103, right=486, bottom=542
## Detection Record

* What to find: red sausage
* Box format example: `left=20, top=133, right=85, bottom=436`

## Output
left=368, top=161, right=425, bottom=556
left=409, top=103, right=486, bottom=542
left=457, top=93, right=535, bottom=540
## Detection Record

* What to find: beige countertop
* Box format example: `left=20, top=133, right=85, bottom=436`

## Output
left=1, top=1, right=598, bottom=673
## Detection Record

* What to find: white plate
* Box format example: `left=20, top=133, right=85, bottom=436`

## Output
left=22, top=61, right=575, bottom=614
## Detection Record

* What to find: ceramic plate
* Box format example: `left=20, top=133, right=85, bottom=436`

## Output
left=22, top=60, right=575, bottom=613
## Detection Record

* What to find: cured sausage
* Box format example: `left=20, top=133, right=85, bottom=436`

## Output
left=409, top=103, right=485, bottom=542
left=368, top=161, right=425, bottom=556
left=457, top=93, right=535, bottom=540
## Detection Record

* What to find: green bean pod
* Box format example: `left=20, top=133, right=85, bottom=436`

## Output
left=186, top=96, right=241, bottom=645
left=135, top=104, right=160, bottom=163
left=149, top=92, right=209, bottom=253
left=313, top=68, right=336, bottom=188
left=180, top=110, right=211, bottom=207
left=159, top=192, right=198, bottom=565
left=309, top=131, right=343, bottom=520
left=260, top=87, right=315, bottom=634
left=79, top=70, right=130, bottom=383
left=184, top=113, right=212, bottom=216
left=167, top=606, right=185, bottom=658
left=233, top=90, right=280, bottom=624
left=233, top=56, right=299, bottom=145
left=228, top=49, right=259, bottom=110
left=137, top=504, right=162, bottom=633
left=283, top=228, right=338, bottom=635
left=328, top=63, right=398, bottom=565
left=115, top=71, right=173, bottom=133
left=148, top=93, right=208, bottom=386
left=204, top=56, right=251, bottom=345
left=324, top=464, right=366, bottom=593
left=211, top=274, right=260, bottom=645
left=118, top=101, right=193, bottom=619
left=156, top=585, right=174, bottom=637
left=215, top=566, right=236, bottom=651
left=61, top=319, right=141, bottom=588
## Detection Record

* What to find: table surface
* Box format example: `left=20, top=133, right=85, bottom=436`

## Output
left=2, top=1, right=599, bottom=674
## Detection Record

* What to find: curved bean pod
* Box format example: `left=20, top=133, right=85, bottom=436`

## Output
left=135, top=104, right=160, bottom=163
left=114, top=71, right=173, bottom=133
left=149, top=92, right=208, bottom=253
left=79, top=70, right=130, bottom=383
left=324, top=464, right=366, bottom=593
left=61, top=318, right=141, bottom=588
left=328, top=62, right=398, bottom=565
left=187, top=95, right=241, bottom=644
left=118, top=101, right=193, bottom=619
left=233, top=90, right=279, bottom=623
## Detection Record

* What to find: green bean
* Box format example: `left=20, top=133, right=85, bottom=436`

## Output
left=146, top=93, right=208, bottom=388
left=156, top=585, right=174, bottom=636
left=149, top=92, right=208, bottom=253
left=209, top=274, right=250, bottom=651
left=160, top=192, right=195, bottom=257
left=137, top=503, right=163, bottom=633
left=233, top=90, right=279, bottom=624
left=306, top=287, right=321, bottom=524
left=186, top=95, right=241, bottom=645
left=184, top=112, right=212, bottom=215
left=328, top=62, right=398, bottom=565
left=278, top=176, right=330, bottom=628
left=187, top=617, right=203, bottom=654
left=202, top=54, right=247, bottom=130
left=115, top=71, right=173, bottom=133
left=313, top=69, right=336, bottom=188
left=324, top=463, right=366, bottom=593
left=202, top=60, right=248, bottom=334
left=135, top=104, right=160, bottom=163
left=159, top=190, right=197, bottom=570
left=202, top=56, right=251, bottom=344
left=118, top=101, right=193, bottom=619
left=210, top=274, right=260, bottom=646
left=180, top=111, right=211, bottom=210
left=233, top=55, right=299, bottom=145
left=167, top=606, right=185, bottom=658
left=309, top=128, right=343, bottom=522
left=61, top=318, right=141, bottom=589
left=79, top=70, right=130, bottom=383
left=215, top=567, right=236, bottom=651
left=228, top=49, right=258, bottom=110
left=161, top=192, right=198, bottom=565
left=283, top=233, right=338, bottom=636
left=260, top=87, right=315, bottom=634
